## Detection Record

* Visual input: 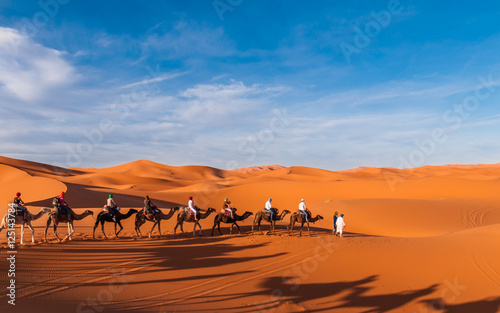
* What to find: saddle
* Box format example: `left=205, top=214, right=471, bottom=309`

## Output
left=263, top=208, right=278, bottom=218
left=183, top=207, right=200, bottom=220
left=144, top=206, right=158, bottom=215
left=12, top=206, right=24, bottom=216
left=295, top=209, right=311, bottom=216
left=223, top=210, right=232, bottom=217
left=58, top=205, right=70, bottom=214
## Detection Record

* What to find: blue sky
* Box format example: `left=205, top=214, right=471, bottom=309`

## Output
left=0, top=0, right=499, bottom=170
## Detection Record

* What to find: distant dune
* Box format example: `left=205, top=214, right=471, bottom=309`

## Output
left=1, top=155, right=500, bottom=312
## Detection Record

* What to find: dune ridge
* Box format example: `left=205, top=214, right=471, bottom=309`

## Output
left=1, top=156, right=500, bottom=313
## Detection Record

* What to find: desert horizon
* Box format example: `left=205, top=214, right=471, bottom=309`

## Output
left=2, top=1, right=500, bottom=312
left=1, top=155, right=500, bottom=312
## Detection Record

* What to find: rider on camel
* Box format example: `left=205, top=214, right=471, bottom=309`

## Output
left=222, top=197, right=234, bottom=219
left=104, top=194, right=120, bottom=222
left=144, top=195, right=158, bottom=222
left=56, top=192, right=72, bottom=222
left=188, top=196, right=199, bottom=221
left=13, top=192, right=28, bottom=223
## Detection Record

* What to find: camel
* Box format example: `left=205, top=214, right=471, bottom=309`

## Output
left=211, top=209, right=253, bottom=236
left=135, top=207, right=179, bottom=238
left=93, top=209, right=138, bottom=239
left=287, top=212, right=324, bottom=236
left=174, top=207, right=216, bottom=237
left=0, top=207, right=51, bottom=245
left=44, top=209, right=94, bottom=242
left=252, top=209, right=291, bottom=235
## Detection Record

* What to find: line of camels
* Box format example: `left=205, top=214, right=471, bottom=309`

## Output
left=0, top=204, right=324, bottom=245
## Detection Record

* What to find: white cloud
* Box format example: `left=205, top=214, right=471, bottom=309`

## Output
left=171, top=81, right=288, bottom=125
left=0, top=27, right=77, bottom=101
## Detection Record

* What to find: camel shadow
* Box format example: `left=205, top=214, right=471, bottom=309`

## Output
left=190, top=275, right=439, bottom=313
left=420, top=297, right=500, bottom=313
left=7, top=236, right=289, bottom=311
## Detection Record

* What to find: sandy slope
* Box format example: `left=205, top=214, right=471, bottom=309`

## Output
left=1, top=155, right=500, bottom=312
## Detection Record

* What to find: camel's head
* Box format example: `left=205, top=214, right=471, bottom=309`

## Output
left=282, top=210, right=291, bottom=214
left=40, top=208, right=51, bottom=213
left=244, top=211, right=254, bottom=216
left=317, top=215, right=324, bottom=220
left=130, top=209, right=139, bottom=214
left=84, top=210, right=94, bottom=216
left=173, top=206, right=180, bottom=211
left=207, top=207, right=216, bottom=213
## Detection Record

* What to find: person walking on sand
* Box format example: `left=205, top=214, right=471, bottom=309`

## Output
left=188, top=196, right=199, bottom=221
left=299, top=199, right=309, bottom=222
left=265, top=198, right=274, bottom=220
left=336, top=213, right=346, bottom=237
left=333, top=211, right=339, bottom=234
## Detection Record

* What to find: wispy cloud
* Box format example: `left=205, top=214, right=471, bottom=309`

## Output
left=141, top=20, right=237, bottom=59
left=120, top=71, right=190, bottom=89
left=0, top=27, right=77, bottom=102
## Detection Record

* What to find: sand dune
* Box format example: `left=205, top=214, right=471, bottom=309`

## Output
left=1, top=156, right=500, bottom=312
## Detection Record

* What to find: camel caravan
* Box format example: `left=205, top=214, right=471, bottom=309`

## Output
left=2, top=192, right=343, bottom=245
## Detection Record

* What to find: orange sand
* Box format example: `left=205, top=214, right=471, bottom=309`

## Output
left=0, top=155, right=499, bottom=312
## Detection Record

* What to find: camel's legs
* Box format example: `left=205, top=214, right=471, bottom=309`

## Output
left=20, top=223, right=24, bottom=245
left=253, top=216, right=263, bottom=235
left=44, top=217, right=50, bottom=242
left=28, top=223, right=35, bottom=243
left=135, top=217, right=144, bottom=237
left=149, top=222, right=157, bottom=238
left=266, top=221, right=274, bottom=235
left=3, top=224, right=10, bottom=243
left=307, top=221, right=311, bottom=237
left=102, top=220, right=108, bottom=239
left=289, top=220, right=294, bottom=236
left=63, top=223, right=70, bottom=241
left=92, top=222, right=98, bottom=239
left=53, top=223, right=61, bottom=242
left=116, top=221, right=123, bottom=237
left=211, top=219, right=218, bottom=236
left=67, top=222, right=75, bottom=241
